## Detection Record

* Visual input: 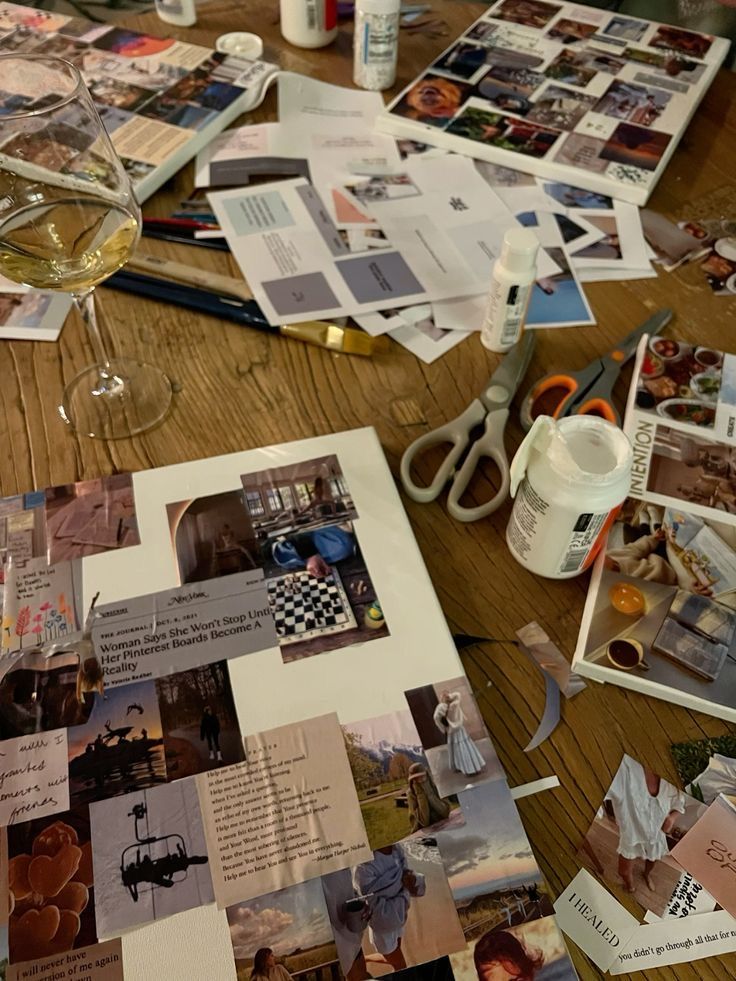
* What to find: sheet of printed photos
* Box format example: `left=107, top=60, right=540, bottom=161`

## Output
left=0, top=1, right=273, bottom=199
left=0, top=442, right=580, bottom=979
left=380, top=0, right=729, bottom=202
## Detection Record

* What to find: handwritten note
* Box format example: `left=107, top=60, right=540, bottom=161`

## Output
left=197, top=713, right=371, bottom=908
left=0, top=729, right=69, bottom=826
left=2, top=556, right=82, bottom=655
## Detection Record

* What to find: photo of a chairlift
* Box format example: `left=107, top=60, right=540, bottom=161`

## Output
left=120, top=801, right=208, bottom=902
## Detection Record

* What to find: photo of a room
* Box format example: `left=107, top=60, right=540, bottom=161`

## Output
left=167, top=490, right=259, bottom=584
left=647, top=426, right=736, bottom=513
left=44, top=473, right=140, bottom=563
left=0, top=649, right=96, bottom=738
left=581, top=498, right=736, bottom=714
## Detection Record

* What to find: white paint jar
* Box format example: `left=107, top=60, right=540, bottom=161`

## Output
left=506, top=415, right=633, bottom=579
left=280, top=0, right=338, bottom=48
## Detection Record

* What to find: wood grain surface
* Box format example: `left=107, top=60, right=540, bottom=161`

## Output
left=3, top=3, right=736, bottom=978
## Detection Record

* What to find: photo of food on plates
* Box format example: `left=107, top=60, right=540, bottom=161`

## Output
left=634, top=337, right=726, bottom=429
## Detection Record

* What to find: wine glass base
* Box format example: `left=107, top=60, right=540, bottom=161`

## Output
left=59, top=358, right=173, bottom=439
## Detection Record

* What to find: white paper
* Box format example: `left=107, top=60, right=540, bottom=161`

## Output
left=0, top=728, right=69, bottom=826
left=554, top=868, right=640, bottom=971
left=609, top=909, right=736, bottom=973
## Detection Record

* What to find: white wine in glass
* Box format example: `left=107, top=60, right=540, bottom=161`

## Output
left=0, top=54, right=172, bottom=439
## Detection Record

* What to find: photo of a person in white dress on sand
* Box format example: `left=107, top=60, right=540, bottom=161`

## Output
left=405, top=677, right=504, bottom=798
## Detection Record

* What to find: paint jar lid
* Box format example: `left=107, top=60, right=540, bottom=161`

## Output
left=357, top=0, right=401, bottom=13
left=500, top=228, right=539, bottom=275
left=215, top=32, right=264, bottom=59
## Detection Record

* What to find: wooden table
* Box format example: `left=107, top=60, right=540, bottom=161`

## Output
left=4, top=3, right=736, bottom=978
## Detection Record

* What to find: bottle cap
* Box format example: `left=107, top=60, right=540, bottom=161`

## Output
left=215, top=32, right=264, bottom=59
left=500, top=227, right=539, bottom=275
left=357, top=0, right=401, bottom=13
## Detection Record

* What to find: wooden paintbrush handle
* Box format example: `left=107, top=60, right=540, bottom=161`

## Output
left=128, top=253, right=253, bottom=301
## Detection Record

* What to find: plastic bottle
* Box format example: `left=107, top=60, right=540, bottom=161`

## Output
left=506, top=415, right=633, bottom=579
left=154, top=0, right=196, bottom=27
left=354, top=0, right=401, bottom=91
left=480, top=228, right=539, bottom=353
left=280, top=0, right=338, bottom=48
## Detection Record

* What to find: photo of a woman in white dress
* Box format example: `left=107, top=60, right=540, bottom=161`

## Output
left=434, top=691, right=486, bottom=777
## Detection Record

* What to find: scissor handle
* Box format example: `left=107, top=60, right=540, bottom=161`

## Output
left=520, top=373, right=579, bottom=431
left=400, top=399, right=486, bottom=504
left=575, top=396, right=619, bottom=425
left=447, top=409, right=511, bottom=523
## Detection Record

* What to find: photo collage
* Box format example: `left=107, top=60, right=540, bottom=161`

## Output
left=575, top=336, right=736, bottom=722
left=0, top=2, right=276, bottom=198
left=378, top=0, right=729, bottom=203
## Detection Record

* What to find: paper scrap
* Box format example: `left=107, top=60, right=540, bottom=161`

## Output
left=553, top=868, right=639, bottom=971
left=517, top=621, right=587, bottom=698
left=197, top=712, right=371, bottom=907
left=0, top=729, right=68, bottom=826
left=91, top=570, right=276, bottom=688
left=609, top=909, right=736, bottom=974
left=8, top=938, right=123, bottom=981
left=671, top=795, right=736, bottom=919
left=2, top=557, right=83, bottom=655
left=662, top=871, right=717, bottom=918
left=510, top=775, right=561, bottom=800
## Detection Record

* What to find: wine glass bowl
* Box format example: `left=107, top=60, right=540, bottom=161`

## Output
left=0, top=54, right=172, bottom=439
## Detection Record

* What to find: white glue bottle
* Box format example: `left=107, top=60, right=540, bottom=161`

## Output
left=280, top=0, right=338, bottom=48
left=506, top=415, right=633, bottom=579
left=354, top=0, right=401, bottom=91
left=481, top=228, right=539, bottom=353
left=154, top=0, right=196, bottom=27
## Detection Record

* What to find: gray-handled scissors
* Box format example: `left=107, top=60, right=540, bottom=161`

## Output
left=400, top=332, right=535, bottom=523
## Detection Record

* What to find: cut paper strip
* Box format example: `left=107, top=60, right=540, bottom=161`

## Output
left=517, top=621, right=587, bottom=698
left=609, top=909, right=736, bottom=974
left=511, top=775, right=561, bottom=800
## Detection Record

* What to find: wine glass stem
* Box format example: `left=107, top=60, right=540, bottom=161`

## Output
left=74, top=289, right=112, bottom=369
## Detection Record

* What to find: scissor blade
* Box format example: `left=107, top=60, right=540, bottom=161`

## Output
left=480, top=331, right=536, bottom=412
left=601, top=308, right=673, bottom=368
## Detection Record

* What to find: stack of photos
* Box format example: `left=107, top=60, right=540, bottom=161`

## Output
left=574, top=335, right=736, bottom=721
left=376, top=0, right=730, bottom=205
left=0, top=1, right=277, bottom=201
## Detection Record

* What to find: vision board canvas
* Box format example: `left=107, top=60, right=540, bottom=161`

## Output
left=0, top=1, right=277, bottom=202
left=376, top=0, right=730, bottom=205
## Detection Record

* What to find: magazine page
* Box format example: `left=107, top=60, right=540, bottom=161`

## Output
left=573, top=496, right=736, bottom=721
left=624, top=333, right=736, bottom=525
left=374, top=0, right=730, bottom=205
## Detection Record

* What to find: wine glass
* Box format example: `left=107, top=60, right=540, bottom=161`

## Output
left=0, top=54, right=172, bottom=439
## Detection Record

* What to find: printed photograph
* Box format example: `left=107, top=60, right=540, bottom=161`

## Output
left=546, top=18, right=598, bottom=44
left=0, top=7, right=70, bottom=32
left=633, top=337, right=721, bottom=428
left=543, top=50, right=596, bottom=88
left=2, top=555, right=83, bottom=657
left=581, top=499, right=736, bottom=716
left=0, top=26, right=45, bottom=55
left=552, top=132, right=610, bottom=173
left=168, top=490, right=259, bottom=583
left=491, top=0, right=562, bottom=30
left=44, top=473, right=140, bottom=563
left=542, top=181, right=612, bottom=209
left=647, top=426, right=733, bottom=506
left=156, top=661, right=245, bottom=779
left=7, top=806, right=96, bottom=964
left=577, top=754, right=707, bottom=915
left=435, top=780, right=554, bottom=938
left=404, top=676, right=503, bottom=797
left=93, top=28, right=176, bottom=59
left=474, top=79, right=532, bottom=116
left=342, top=709, right=459, bottom=849
left=432, top=42, right=492, bottom=81
left=347, top=174, right=420, bottom=205
left=671, top=733, right=736, bottom=804
left=87, top=76, right=153, bottom=112
left=450, top=915, right=578, bottom=981
left=0, top=648, right=97, bottom=738
left=625, top=47, right=707, bottom=83
left=527, top=247, right=592, bottom=326
left=447, top=108, right=559, bottom=159
left=139, top=93, right=216, bottom=129
left=67, top=678, right=166, bottom=808
left=702, top=248, right=736, bottom=295
left=0, top=131, right=82, bottom=171
left=466, top=21, right=498, bottom=44
left=650, top=24, right=713, bottom=59
left=158, top=68, right=243, bottom=112
left=390, top=74, right=472, bottom=127
left=595, top=80, right=671, bottom=127
left=227, top=878, right=338, bottom=981
left=482, top=65, right=545, bottom=97
left=602, top=15, right=648, bottom=42
left=90, top=778, right=213, bottom=936
left=600, top=121, right=672, bottom=171
left=640, top=209, right=707, bottom=267
left=27, top=32, right=89, bottom=63
left=324, top=835, right=465, bottom=977
left=571, top=214, right=622, bottom=260
left=526, top=85, right=597, bottom=130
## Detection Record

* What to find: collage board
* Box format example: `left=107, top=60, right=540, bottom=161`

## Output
left=0, top=430, right=580, bottom=980
left=0, top=1, right=275, bottom=195
left=378, top=0, right=729, bottom=203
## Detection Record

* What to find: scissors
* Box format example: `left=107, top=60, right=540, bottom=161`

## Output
left=520, top=309, right=673, bottom=431
left=400, top=332, right=535, bottom=523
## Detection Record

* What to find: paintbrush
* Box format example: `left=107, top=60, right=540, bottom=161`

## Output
left=106, top=267, right=388, bottom=357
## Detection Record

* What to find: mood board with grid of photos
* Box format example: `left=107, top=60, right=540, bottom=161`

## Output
left=376, top=0, right=729, bottom=205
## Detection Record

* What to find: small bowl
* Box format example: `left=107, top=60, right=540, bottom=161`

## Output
left=694, top=346, right=723, bottom=369
left=690, top=371, right=721, bottom=403
left=650, top=336, right=681, bottom=361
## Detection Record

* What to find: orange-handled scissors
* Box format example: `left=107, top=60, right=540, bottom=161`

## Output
left=520, top=309, right=673, bottom=431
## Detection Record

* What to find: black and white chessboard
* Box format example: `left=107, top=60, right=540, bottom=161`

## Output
left=267, top=567, right=357, bottom=644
